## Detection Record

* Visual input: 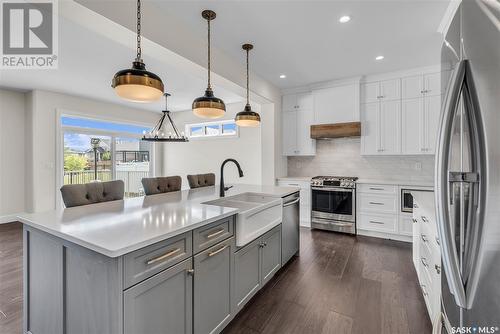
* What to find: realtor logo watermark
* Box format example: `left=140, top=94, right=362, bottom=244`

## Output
left=1, top=0, right=58, bottom=69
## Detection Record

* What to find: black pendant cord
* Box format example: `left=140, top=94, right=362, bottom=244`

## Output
left=246, top=47, right=249, bottom=105
left=135, top=0, right=142, bottom=62
left=207, top=17, right=211, bottom=90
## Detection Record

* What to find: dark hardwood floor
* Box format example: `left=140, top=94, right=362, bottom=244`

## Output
left=223, top=228, right=432, bottom=334
left=0, top=222, right=23, bottom=334
left=0, top=224, right=431, bottom=334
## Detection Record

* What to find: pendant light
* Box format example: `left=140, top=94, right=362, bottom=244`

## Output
left=111, top=0, right=164, bottom=103
left=235, top=44, right=261, bottom=127
left=142, top=93, right=188, bottom=142
left=192, top=10, right=226, bottom=118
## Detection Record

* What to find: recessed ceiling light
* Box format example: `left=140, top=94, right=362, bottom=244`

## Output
left=375, top=55, right=385, bottom=60
left=279, top=74, right=286, bottom=79
left=339, top=15, right=351, bottom=23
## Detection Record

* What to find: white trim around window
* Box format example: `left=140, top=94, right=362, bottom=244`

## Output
left=185, top=119, right=239, bottom=140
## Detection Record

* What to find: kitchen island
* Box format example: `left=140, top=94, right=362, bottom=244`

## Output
left=17, top=184, right=299, bottom=334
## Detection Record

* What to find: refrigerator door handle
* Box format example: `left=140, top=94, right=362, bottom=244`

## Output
left=436, top=59, right=488, bottom=310
left=435, top=60, right=468, bottom=308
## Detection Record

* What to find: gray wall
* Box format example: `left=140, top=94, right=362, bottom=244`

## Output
left=287, top=138, right=434, bottom=182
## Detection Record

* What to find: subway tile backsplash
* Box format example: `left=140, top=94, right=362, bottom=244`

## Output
left=287, top=138, right=435, bottom=182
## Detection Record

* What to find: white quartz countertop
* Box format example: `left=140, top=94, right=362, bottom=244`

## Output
left=276, top=176, right=313, bottom=182
left=356, top=178, right=434, bottom=188
left=17, top=184, right=299, bottom=258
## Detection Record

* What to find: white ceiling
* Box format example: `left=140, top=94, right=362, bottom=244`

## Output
left=0, top=4, right=244, bottom=113
left=77, top=0, right=450, bottom=89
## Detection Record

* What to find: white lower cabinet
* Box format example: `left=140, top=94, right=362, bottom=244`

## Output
left=411, top=191, right=441, bottom=327
left=277, top=179, right=311, bottom=227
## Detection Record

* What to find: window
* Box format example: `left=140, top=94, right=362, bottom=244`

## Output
left=186, top=120, right=239, bottom=139
left=61, top=116, right=153, bottom=198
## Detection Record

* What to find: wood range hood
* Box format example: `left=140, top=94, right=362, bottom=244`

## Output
left=310, top=122, right=361, bottom=139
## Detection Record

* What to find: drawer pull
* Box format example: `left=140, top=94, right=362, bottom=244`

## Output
left=146, top=248, right=181, bottom=265
left=369, top=187, right=385, bottom=191
left=369, top=220, right=384, bottom=225
left=206, top=229, right=225, bottom=239
left=421, top=234, right=428, bottom=242
left=435, top=264, right=441, bottom=274
left=208, top=245, right=228, bottom=257
left=421, top=216, right=428, bottom=222
left=369, top=201, right=384, bottom=205
left=421, top=257, right=429, bottom=267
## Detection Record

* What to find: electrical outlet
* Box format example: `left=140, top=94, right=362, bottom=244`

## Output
left=414, top=162, right=422, bottom=171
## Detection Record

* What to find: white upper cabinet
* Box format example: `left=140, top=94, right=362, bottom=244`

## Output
left=425, top=95, right=442, bottom=154
left=379, top=100, right=401, bottom=154
left=313, top=83, right=359, bottom=124
left=402, top=75, right=424, bottom=99
left=282, top=110, right=298, bottom=156
left=362, top=82, right=380, bottom=104
left=282, top=92, right=315, bottom=156
left=361, top=79, right=400, bottom=103
left=362, top=69, right=444, bottom=156
left=402, top=72, right=442, bottom=99
left=401, top=94, right=442, bottom=155
left=361, top=100, right=401, bottom=155
left=361, top=102, right=379, bottom=155
left=282, top=93, right=313, bottom=111
left=402, top=98, right=425, bottom=154
left=424, top=72, right=442, bottom=97
left=380, top=79, right=401, bottom=101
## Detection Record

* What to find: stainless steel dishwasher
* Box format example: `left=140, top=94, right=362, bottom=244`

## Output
left=282, top=192, right=300, bottom=264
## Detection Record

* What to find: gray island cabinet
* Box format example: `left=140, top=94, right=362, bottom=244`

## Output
left=24, top=216, right=286, bottom=334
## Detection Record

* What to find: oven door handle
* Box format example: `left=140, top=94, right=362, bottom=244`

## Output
left=311, top=187, right=354, bottom=192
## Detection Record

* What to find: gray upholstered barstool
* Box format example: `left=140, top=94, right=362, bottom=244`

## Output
left=187, top=173, right=216, bottom=189
left=60, top=180, right=124, bottom=208
left=141, top=176, right=182, bottom=195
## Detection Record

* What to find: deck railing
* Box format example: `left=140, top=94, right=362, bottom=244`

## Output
left=63, top=170, right=149, bottom=197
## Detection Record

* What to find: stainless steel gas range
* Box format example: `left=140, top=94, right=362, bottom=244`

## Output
left=310, top=176, right=357, bottom=235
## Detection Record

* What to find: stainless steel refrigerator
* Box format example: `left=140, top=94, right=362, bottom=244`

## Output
left=436, top=0, right=500, bottom=332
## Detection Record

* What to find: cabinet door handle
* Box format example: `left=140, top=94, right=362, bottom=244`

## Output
left=421, top=257, right=429, bottom=267
left=146, top=248, right=181, bottom=265
left=421, top=90, right=425, bottom=94
left=421, top=216, right=428, bottom=223
left=435, top=236, right=440, bottom=245
left=369, top=220, right=384, bottom=225
left=187, top=269, right=194, bottom=276
left=412, top=218, right=418, bottom=223
left=206, top=229, right=225, bottom=239
left=421, top=234, right=428, bottom=242
left=369, top=201, right=384, bottom=205
left=208, top=245, right=228, bottom=257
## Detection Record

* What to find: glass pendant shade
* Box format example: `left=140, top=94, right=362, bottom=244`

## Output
left=235, top=104, right=261, bottom=127
left=235, top=43, right=261, bottom=127
left=193, top=10, right=225, bottom=119
left=112, top=61, right=164, bottom=102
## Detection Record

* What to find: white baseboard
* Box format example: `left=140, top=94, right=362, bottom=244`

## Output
left=357, top=229, right=412, bottom=243
left=299, top=220, right=311, bottom=228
